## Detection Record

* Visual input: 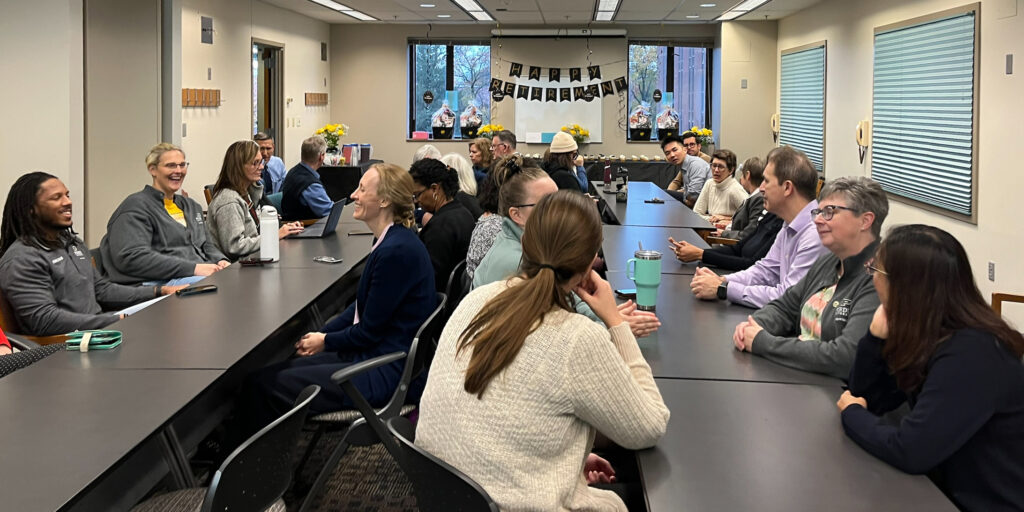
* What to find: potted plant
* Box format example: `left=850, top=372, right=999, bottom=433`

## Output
left=314, top=123, right=348, bottom=152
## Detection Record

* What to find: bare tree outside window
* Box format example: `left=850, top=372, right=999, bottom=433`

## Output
left=628, top=43, right=709, bottom=141
left=410, top=42, right=491, bottom=137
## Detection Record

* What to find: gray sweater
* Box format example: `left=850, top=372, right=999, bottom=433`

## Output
left=751, top=240, right=880, bottom=379
left=100, top=185, right=227, bottom=284
left=0, top=237, right=156, bottom=336
left=206, top=183, right=264, bottom=261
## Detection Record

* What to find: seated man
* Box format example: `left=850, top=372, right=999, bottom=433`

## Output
left=101, top=143, right=229, bottom=286
left=0, top=172, right=182, bottom=336
left=718, top=156, right=766, bottom=240
left=689, top=146, right=826, bottom=308
left=254, top=132, right=286, bottom=194
left=670, top=211, right=784, bottom=272
left=663, top=133, right=711, bottom=207
left=280, top=135, right=334, bottom=221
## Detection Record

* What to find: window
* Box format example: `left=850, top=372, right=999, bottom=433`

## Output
left=409, top=41, right=490, bottom=139
left=779, top=42, right=826, bottom=172
left=627, top=43, right=710, bottom=141
left=871, top=8, right=978, bottom=221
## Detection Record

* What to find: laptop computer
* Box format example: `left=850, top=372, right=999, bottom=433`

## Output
left=286, top=199, right=345, bottom=239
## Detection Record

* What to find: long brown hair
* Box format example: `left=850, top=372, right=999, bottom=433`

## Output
left=880, top=224, right=1024, bottom=391
left=213, top=140, right=260, bottom=198
left=457, top=190, right=602, bottom=398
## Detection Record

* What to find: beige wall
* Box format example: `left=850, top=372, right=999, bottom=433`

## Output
left=180, top=0, right=331, bottom=194
left=778, top=0, right=1024, bottom=323
left=718, top=21, right=778, bottom=163
left=0, top=0, right=85, bottom=234
left=330, top=24, right=717, bottom=165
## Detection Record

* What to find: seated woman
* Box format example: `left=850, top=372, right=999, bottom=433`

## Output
left=100, top=143, right=229, bottom=285
left=440, top=152, right=483, bottom=218
left=692, top=149, right=748, bottom=222
left=731, top=176, right=889, bottom=379
left=718, top=156, right=766, bottom=240
left=410, top=158, right=476, bottom=291
left=240, top=163, right=436, bottom=428
left=468, top=137, right=493, bottom=190
left=464, top=154, right=531, bottom=280
left=0, top=172, right=181, bottom=337
left=206, top=140, right=303, bottom=261
left=838, top=225, right=1024, bottom=511
left=543, top=132, right=586, bottom=192
left=417, top=190, right=670, bottom=511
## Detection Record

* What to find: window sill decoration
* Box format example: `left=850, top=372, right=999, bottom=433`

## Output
left=562, top=124, right=591, bottom=145
left=476, top=124, right=504, bottom=140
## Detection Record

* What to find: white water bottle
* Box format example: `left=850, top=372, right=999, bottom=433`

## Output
left=259, top=205, right=280, bottom=262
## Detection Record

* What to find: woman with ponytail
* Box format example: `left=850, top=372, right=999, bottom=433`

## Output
left=234, top=163, right=436, bottom=434
left=417, top=190, right=670, bottom=511
left=410, top=158, right=477, bottom=291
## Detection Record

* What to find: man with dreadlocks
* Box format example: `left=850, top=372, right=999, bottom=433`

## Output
left=0, top=172, right=184, bottom=337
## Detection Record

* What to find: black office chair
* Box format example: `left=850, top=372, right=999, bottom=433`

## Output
left=132, top=385, right=320, bottom=512
left=443, top=260, right=469, bottom=320
left=387, top=416, right=499, bottom=512
left=90, top=247, right=106, bottom=276
left=298, top=293, right=447, bottom=512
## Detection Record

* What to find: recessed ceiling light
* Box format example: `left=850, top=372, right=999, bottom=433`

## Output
left=343, top=10, right=377, bottom=20
left=420, top=3, right=435, bottom=7
left=309, top=0, right=352, bottom=11
left=598, top=0, right=619, bottom=11
left=469, top=11, right=493, bottom=21
left=594, top=10, right=614, bottom=21
left=686, top=14, right=700, bottom=18
left=437, top=14, right=451, bottom=18
left=700, top=3, right=716, bottom=7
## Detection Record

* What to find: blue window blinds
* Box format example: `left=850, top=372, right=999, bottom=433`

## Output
left=871, top=11, right=977, bottom=217
left=780, top=44, right=826, bottom=171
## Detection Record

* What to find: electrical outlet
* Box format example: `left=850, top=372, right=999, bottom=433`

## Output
left=988, top=261, right=996, bottom=281
left=296, top=118, right=301, bottom=127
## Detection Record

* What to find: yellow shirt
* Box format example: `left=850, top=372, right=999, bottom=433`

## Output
left=164, top=199, right=187, bottom=227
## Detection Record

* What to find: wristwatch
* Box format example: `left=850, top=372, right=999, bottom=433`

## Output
left=716, top=282, right=728, bottom=301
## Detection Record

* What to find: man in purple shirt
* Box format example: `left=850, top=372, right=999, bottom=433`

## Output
left=690, top=146, right=825, bottom=308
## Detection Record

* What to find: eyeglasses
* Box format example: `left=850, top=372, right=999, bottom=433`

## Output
left=493, top=142, right=509, bottom=151
left=163, top=162, right=189, bottom=170
left=683, top=142, right=699, bottom=148
left=864, top=260, right=888, bottom=277
left=810, top=204, right=858, bottom=221
left=511, top=203, right=536, bottom=209
left=710, top=163, right=729, bottom=170
left=412, top=188, right=429, bottom=202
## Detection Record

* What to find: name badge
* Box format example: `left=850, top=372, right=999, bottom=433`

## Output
left=51, top=256, right=64, bottom=264
left=833, top=298, right=853, bottom=324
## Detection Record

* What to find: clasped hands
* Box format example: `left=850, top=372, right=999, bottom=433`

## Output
left=574, top=270, right=661, bottom=338
left=731, top=315, right=763, bottom=352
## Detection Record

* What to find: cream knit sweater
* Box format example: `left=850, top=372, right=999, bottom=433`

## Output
left=417, top=280, right=670, bottom=511
left=693, top=176, right=748, bottom=221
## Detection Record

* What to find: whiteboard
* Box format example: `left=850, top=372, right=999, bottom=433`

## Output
left=513, top=76, right=603, bottom=143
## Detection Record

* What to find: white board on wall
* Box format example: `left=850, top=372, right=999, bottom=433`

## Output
left=513, top=77, right=603, bottom=143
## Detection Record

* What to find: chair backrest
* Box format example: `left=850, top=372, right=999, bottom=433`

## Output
left=444, top=260, right=468, bottom=319
left=203, top=385, right=320, bottom=512
left=0, top=287, right=69, bottom=346
left=380, top=292, right=447, bottom=417
left=266, top=192, right=283, bottom=211
left=203, top=184, right=215, bottom=206
left=90, top=247, right=105, bottom=276
left=386, top=416, right=499, bottom=512
left=992, top=293, right=1024, bottom=316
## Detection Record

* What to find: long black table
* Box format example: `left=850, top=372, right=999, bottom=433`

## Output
left=600, top=181, right=713, bottom=230
left=585, top=161, right=677, bottom=189
left=639, top=379, right=955, bottom=511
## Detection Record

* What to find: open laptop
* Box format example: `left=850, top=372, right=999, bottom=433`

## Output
left=287, top=199, right=345, bottom=238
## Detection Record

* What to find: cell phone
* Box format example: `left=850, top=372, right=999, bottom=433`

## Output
left=239, top=258, right=273, bottom=267
left=615, top=288, right=637, bottom=299
left=313, top=256, right=343, bottom=264
left=176, top=284, right=218, bottom=296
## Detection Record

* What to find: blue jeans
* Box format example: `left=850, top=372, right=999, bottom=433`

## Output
left=141, top=275, right=207, bottom=287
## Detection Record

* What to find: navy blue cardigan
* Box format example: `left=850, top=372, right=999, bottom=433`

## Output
left=322, top=224, right=436, bottom=404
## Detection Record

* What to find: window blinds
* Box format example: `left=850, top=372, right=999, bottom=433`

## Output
left=871, top=12, right=976, bottom=216
left=780, top=45, right=826, bottom=171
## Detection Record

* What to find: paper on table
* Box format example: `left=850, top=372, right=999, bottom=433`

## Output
left=116, top=294, right=172, bottom=317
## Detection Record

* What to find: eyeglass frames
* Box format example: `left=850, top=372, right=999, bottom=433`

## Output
left=810, top=204, right=858, bottom=221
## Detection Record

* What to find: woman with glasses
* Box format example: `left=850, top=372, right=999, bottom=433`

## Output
left=731, top=176, right=888, bottom=379
left=100, top=142, right=229, bottom=286
left=691, top=149, right=749, bottom=221
left=206, top=141, right=304, bottom=261
left=542, top=131, right=587, bottom=192
left=410, top=158, right=476, bottom=292
left=837, top=225, right=1024, bottom=511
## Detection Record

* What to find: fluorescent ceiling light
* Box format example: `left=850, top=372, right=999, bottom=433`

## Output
left=309, top=0, right=352, bottom=11
left=686, top=14, right=700, bottom=18
left=420, top=3, right=435, bottom=7
left=594, top=11, right=614, bottom=21
left=437, top=14, right=451, bottom=17
left=343, top=10, right=377, bottom=20
left=470, top=11, right=493, bottom=21
left=453, top=0, right=484, bottom=11
left=700, top=3, right=717, bottom=7
left=598, top=0, right=619, bottom=11
left=730, top=0, right=771, bottom=11
left=717, top=10, right=746, bottom=20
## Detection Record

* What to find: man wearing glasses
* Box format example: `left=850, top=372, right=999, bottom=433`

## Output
left=664, top=133, right=711, bottom=207
left=689, top=146, right=826, bottom=308
left=491, top=130, right=517, bottom=159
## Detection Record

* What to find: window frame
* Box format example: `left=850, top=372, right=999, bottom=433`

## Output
left=626, top=40, right=714, bottom=143
left=779, top=40, right=827, bottom=173
left=870, top=4, right=980, bottom=223
left=407, top=39, right=492, bottom=140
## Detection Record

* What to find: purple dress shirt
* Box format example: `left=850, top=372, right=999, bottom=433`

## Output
left=724, top=200, right=826, bottom=308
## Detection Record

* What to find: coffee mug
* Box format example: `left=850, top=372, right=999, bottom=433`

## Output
left=626, top=249, right=662, bottom=311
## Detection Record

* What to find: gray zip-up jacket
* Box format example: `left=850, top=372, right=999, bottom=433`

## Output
left=751, top=240, right=880, bottom=379
left=100, top=185, right=227, bottom=284
left=206, top=183, right=264, bottom=261
left=0, top=237, right=157, bottom=336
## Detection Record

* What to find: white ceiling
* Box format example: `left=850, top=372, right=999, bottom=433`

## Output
left=261, top=0, right=824, bottom=24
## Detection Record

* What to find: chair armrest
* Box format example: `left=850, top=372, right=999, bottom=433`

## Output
left=992, top=293, right=1024, bottom=315
left=6, top=333, right=40, bottom=351
left=705, top=236, right=739, bottom=246
left=331, top=351, right=407, bottom=385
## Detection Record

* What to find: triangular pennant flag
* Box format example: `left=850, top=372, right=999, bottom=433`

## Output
left=573, top=86, right=585, bottom=100
left=546, top=88, right=557, bottom=102
left=601, top=81, right=614, bottom=97
left=517, top=85, right=530, bottom=99
left=588, top=65, right=602, bottom=80
left=560, top=88, right=571, bottom=102
left=587, top=84, right=600, bottom=99
left=569, top=68, right=582, bottom=82
left=531, top=87, right=543, bottom=101
left=509, top=62, right=523, bottom=78
left=529, top=66, right=542, bottom=81
left=614, top=76, right=628, bottom=93
left=503, top=82, right=516, bottom=97
left=490, top=78, right=503, bottom=92
left=549, top=68, right=561, bottom=82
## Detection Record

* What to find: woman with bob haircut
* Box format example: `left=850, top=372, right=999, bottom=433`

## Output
left=837, top=224, right=1024, bottom=512
left=417, top=190, right=669, bottom=511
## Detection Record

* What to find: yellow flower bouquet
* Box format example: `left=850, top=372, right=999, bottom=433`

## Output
left=561, top=123, right=591, bottom=144
left=476, top=123, right=504, bottom=139
left=315, top=123, right=348, bottom=149
left=689, top=126, right=713, bottom=146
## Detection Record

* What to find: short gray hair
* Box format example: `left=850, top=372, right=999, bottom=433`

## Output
left=819, top=176, right=889, bottom=238
left=413, top=144, right=442, bottom=162
left=493, top=130, right=517, bottom=149
left=301, top=136, right=327, bottom=163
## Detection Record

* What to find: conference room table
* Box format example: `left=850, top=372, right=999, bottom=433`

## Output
left=601, top=225, right=708, bottom=276
left=599, top=181, right=714, bottom=230
left=584, top=160, right=678, bottom=189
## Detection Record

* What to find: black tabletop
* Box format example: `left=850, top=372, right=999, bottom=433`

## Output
left=0, top=368, right=222, bottom=512
left=602, top=225, right=708, bottom=275
left=584, top=160, right=677, bottom=188
left=600, top=182, right=713, bottom=229
left=639, top=378, right=955, bottom=511
left=606, top=272, right=839, bottom=386
left=278, top=230, right=371, bottom=269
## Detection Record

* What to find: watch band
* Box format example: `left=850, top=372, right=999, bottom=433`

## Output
left=717, top=282, right=728, bottom=301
